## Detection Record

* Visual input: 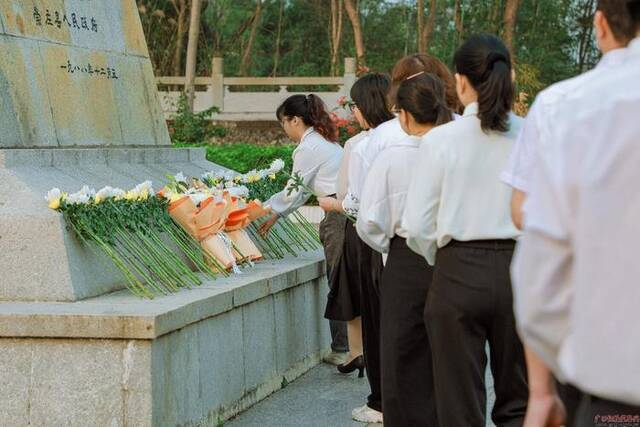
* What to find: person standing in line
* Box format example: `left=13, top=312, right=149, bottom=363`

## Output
left=259, top=94, right=348, bottom=361
left=357, top=72, right=452, bottom=427
left=512, top=2, right=640, bottom=424
left=403, top=34, right=528, bottom=427
left=336, top=53, right=459, bottom=424
left=319, top=74, right=395, bottom=385
left=500, top=2, right=636, bottom=426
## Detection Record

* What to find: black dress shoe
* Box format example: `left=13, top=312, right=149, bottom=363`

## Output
left=337, top=355, right=365, bottom=378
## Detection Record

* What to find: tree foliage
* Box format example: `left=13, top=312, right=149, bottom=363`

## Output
left=137, top=0, right=599, bottom=101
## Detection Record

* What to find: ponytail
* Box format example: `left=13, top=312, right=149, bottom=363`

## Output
left=276, top=94, right=338, bottom=141
left=396, top=73, right=453, bottom=127
left=454, top=34, right=514, bottom=133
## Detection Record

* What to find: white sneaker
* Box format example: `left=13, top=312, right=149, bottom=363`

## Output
left=351, top=404, right=383, bottom=424
left=322, top=351, right=348, bottom=366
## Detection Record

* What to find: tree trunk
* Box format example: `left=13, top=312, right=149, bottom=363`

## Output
left=503, top=0, right=520, bottom=56
left=330, top=0, right=344, bottom=76
left=454, top=0, right=464, bottom=41
left=344, top=0, right=366, bottom=68
left=272, top=0, right=285, bottom=77
left=171, top=0, right=187, bottom=77
left=185, top=0, right=203, bottom=112
left=417, top=0, right=425, bottom=53
left=239, top=0, right=263, bottom=77
left=577, top=0, right=596, bottom=72
left=424, top=0, right=437, bottom=51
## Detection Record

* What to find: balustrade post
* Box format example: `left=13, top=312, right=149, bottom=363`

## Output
left=211, top=57, right=224, bottom=111
left=342, top=57, right=356, bottom=98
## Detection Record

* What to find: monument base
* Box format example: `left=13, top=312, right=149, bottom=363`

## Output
left=0, top=146, right=228, bottom=302
left=0, top=252, right=331, bottom=426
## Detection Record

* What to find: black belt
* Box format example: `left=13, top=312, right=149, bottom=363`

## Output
left=447, top=239, right=516, bottom=250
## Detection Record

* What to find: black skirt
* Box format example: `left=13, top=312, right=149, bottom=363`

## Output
left=324, top=220, right=362, bottom=321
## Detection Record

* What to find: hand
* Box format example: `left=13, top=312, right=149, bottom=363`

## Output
left=524, top=393, right=566, bottom=427
left=258, top=213, right=279, bottom=237
left=318, top=197, right=339, bottom=212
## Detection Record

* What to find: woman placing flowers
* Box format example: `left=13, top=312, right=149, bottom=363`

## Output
left=259, top=94, right=347, bottom=358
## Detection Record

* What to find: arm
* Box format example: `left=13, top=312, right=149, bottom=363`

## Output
left=512, top=145, right=573, bottom=380
left=266, top=147, right=317, bottom=217
left=355, top=165, right=394, bottom=254
left=260, top=147, right=317, bottom=236
left=403, top=140, right=444, bottom=266
left=341, top=144, right=367, bottom=217
left=511, top=189, right=527, bottom=230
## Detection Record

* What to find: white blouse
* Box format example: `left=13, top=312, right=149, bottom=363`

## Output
left=268, top=128, right=343, bottom=216
left=512, top=37, right=640, bottom=405
left=356, top=136, right=421, bottom=254
left=501, top=47, right=628, bottom=193
left=336, top=130, right=369, bottom=201
left=403, top=102, right=522, bottom=265
left=343, top=118, right=408, bottom=216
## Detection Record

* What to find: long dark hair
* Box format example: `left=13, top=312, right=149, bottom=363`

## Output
left=397, top=73, right=453, bottom=127
left=454, top=34, right=514, bottom=133
left=629, top=0, right=640, bottom=28
left=276, top=94, right=338, bottom=141
left=389, top=54, right=461, bottom=113
left=350, top=73, right=395, bottom=129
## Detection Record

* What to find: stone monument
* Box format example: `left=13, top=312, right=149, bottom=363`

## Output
left=0, top=1, right=330, bottom=425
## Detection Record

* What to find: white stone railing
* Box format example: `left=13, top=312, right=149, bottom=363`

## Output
left=156, top=57, right=356, bottom=121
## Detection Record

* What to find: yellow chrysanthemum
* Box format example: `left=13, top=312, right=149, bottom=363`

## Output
left=48, top=198, right=61, bottom=210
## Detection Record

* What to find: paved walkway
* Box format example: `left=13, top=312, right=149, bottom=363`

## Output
left=228, top=362, right=497, bottom=427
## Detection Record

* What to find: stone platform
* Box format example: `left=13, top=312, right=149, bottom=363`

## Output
left=0, top=251, right=331, bottom=426
left=0, top=146, right=226, bottom=302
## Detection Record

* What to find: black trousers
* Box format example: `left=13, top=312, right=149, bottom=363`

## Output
left=359, top=236, right=384, bottom=412
left=557, top=381, right=583, bottom=427
left=380, top=237, right=438, bottom=426
left=425, top=240, right=528, bottom=427
left=576, top=393, right=640, bottom=426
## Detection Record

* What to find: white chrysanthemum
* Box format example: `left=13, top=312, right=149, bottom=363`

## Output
left=45, top=188, right=62, bottom=203
left=67, top=188, right=91, bottom=205
left=112, top=188, right=126, bottom=200
left=134, top=180, right=155, bottom=199
left=228, top=185, right=249, bottom=198
left=95, top=186, right=115, bottom=203
left=244, top=169, right=261, bottom=184
left=224, top=180, right=236, bottom=189
left=223, top=170, right=235, bottom=181
left=269, top=159, right=285, bottom=173
left=174, top=172, right=186, bottom=183
left=188, top=192, right=209, bottom=206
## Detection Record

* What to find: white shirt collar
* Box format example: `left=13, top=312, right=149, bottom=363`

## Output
left=629, top=37, right=640, bottom=56
left=462, top=102, right=479, bottom=117
left=598, top=46, right=627, bottom=68
left=300, top=127, right=315, bottom=143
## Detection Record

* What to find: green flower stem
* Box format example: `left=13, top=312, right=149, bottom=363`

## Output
left=284, top=214, right=319, bottom=249
left=146, top=229, right=201, bottom=286
left=247, top=224, right=282, bottom=259
left=292, top=211, right=321, bottom=243
left=113, top=230, right=171, bottom=295
left=135, top=230, right=192, bottom=290
left=164, top=225, right=219, bottom=280
left=73, top=219, right=152, bottom=298
left=286, top=215, right=319, bottom=249
left=278, top=218, right=312, bottom=252
left=139, top=228, right=198, bottom=288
